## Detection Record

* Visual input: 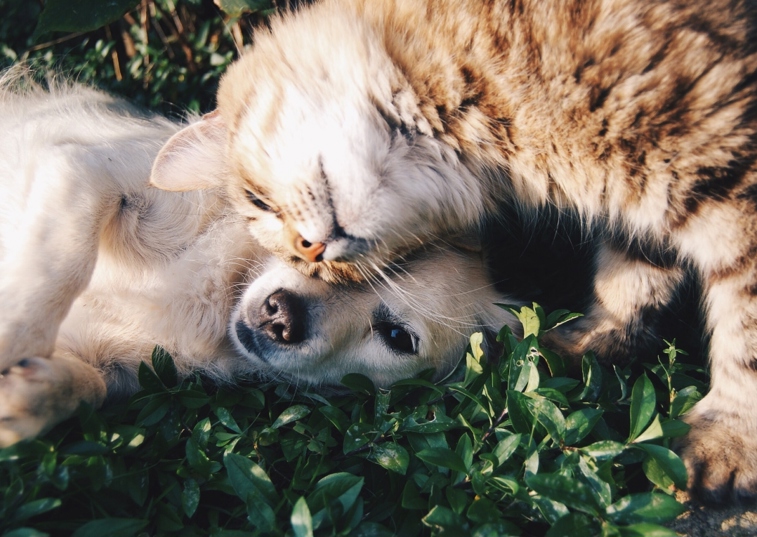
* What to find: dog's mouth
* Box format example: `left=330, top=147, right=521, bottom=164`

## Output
left=233, top=319, right=268, bottom=364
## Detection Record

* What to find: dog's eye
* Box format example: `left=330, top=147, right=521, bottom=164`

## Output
left=245, top=189, right=273, bottom=212
left=375, top=321, right=418, bottom=355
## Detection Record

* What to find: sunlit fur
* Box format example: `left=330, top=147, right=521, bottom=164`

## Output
left=150, top=0, right=757, bottom=505
left=0, top=73, right=515, bottom=446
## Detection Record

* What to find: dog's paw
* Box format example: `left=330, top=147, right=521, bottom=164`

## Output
left=0, top=355, right=105, bottom=447
left=675, top=407, right=757, bottom=505
left=0, top=357, right=60, bottom=446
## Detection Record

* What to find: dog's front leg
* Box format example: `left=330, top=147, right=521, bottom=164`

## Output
left=0, top=146, right=120, bottom=370
left=0, top=352, right=106, bottom=446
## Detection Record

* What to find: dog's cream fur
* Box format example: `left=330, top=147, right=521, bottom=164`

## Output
left=0, top=74, right=515, bottom=446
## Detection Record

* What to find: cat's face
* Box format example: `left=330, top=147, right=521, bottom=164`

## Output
left=222, top=88, right=478, bottom=282
left=150, top=9, right=485, bottom=282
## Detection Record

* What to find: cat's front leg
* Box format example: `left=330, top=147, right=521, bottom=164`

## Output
left=673, top=266, right=757, bottom=504
left=540, top=241, right=684, bottom=366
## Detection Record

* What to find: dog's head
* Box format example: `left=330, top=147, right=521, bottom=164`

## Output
left=149, top=2, right=490, bottom=283
left=230, top=245, right=516, bottom=388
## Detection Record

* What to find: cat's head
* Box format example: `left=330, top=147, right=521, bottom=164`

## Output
left=150, top=2, right=484, bottom=282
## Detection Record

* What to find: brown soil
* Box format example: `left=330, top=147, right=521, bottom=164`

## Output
left=668, top=492, right=757, bottom=536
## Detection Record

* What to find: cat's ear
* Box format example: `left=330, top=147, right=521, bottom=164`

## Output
left=150, top=110, right=228, bottom=191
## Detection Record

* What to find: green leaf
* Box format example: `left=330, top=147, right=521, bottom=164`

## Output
left=632, top=413, right=664, bottom=443
left=492, top=432, right=521, bottom=466
left=343, top=423, right=375, bottom=453
left=471, top=521, right=521, bottom=537
left=577, top=353, right=603, bottom=402
left=319, top=405, right=350, bottom=434
left=506, top=390, right=534, bottom=435
left=628, top=374, right=656, bottom=442
left=617, top=523, right=679, bottom=537
left=564, top=408, right=603, bottom=445
left=71, top=519, right=149, bottom=537
left=540, top=347, right=567, bottom=377
left=605, top=493, right=686, bottom=525
left=137, top=361, right=165, bottom=392
left=544, top=310, right=583, bottom=331
left=369, top=442, right=409, bottom=475
left=182, top=478, right=201, bottom=518
left=341, top=373, right=376, bottom=395
left=636, top=444, right=688, bottom=490
left=464, top=332, right=486, bottom=385
left=151, top=346, right=178, bottom=388
left=467, top=498, right=505, bottom=525
left=214, top=0, right=273, bottom=17
left=416, top=448, right=468, bottom=474
left=185, top=437, right=212, bottom=477
left=446, top=487, right=468, bottom=514
left=223, top=453, right=278, bottom=505
left=545, top=512, right=597, bottom=537
left=660, top=419, right=690, bottom=439
left=527, top=397, right=566, bottom=443
left=246, top=499, right=277, bottom=531
left=2, top=529, right=50, bottom=537
left=272, top=404, right=311, bottom=429
left=214, top=407, right=242, bottom=433
left=531, top=495, right=569, bottom=525
left=455, top=434, right=473, bottom=475
left=508, top=336, right=540, bottom=392
left=422, top=505, right=467, bottom=533
left=11, top=498, right=62, bottom=522
left=177, top=388, right=211, bottom=409
left=401, top=480, right=427, bottom=510
left=670, top=385, right=702, bottom=418
left=580, top=440, right=625, bottom=461
left=526, top=473, right=601, bottom=516
left=33, top=0, right=140, bottom=40
left=309, top=473, right=364, bottom=527
left=504, top=304, right=542, bottom=338
left=291, top=496, right=314, bottom=537
left=578, top=455, right=612, bottom=508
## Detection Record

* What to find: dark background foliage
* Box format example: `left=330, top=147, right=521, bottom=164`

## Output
left=0, top=0, right=278, bottom=114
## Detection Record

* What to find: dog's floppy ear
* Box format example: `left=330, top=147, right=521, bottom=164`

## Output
left=150, top=110, right=228, bottom=191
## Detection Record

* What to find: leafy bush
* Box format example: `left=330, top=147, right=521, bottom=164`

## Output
left=0, top=0, right=273, bottom=114
left=0, top=305, right=707, bottom=536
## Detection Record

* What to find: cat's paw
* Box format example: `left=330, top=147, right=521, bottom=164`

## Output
left=675, top=407, right=757, bottom=505
left=540, top=324, right=632, bottom=368
left=0, top=355, right=105, bottom=447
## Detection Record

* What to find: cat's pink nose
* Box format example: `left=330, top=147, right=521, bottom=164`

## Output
left=294, top=236, right=326, bottom=262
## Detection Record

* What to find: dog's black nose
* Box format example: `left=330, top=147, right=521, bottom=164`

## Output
left=258, top=289, right=306, bottom=344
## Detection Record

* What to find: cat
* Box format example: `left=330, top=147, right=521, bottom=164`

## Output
left=150, top=0, right=757, bottom=504
left=0, top=71, right=515, bottom=446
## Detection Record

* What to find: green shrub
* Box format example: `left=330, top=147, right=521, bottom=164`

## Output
left=0, top=305, right=707, bottom=536
left=0, top=0, right=273, bottom=114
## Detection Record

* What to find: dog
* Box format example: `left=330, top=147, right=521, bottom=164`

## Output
left=0, top=72, right=515, bottom=446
